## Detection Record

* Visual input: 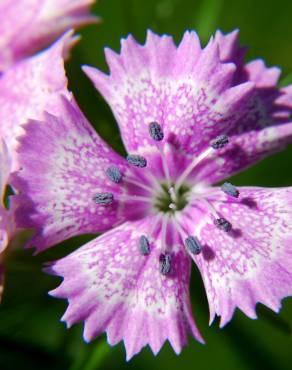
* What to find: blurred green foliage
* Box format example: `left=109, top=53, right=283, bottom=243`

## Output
left=1, top=0, right=292, bottom=369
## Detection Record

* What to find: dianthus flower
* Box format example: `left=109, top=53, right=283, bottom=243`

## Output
left=12, top=30, right=292, bottom=359
left=0, top=0, right=97, bottom=299
left=0, top=0, right=97, bottom=72
left=0, top=33, right=79, bottom=298
left=0, top=141, right=13, bottom=297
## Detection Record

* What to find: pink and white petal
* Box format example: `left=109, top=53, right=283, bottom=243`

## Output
left=193, top=121, right=292, bottom=184
left=0, top=0, right=40, bottom=70
left=47, top=217, right=203, bottom=359
left=182, top=187, right=292, bottom=326
left=244, top=59, right=281, bottom=88
left=275, top=84, right=292, bottom=111
left=11, top=97, right=152, bottom=253
left=84, top=30, right=292, bottom=181
left=0, top=208, right=10, bottom=255
left=0, top=0, right=97, bottom=70
left=215, top=29, right=246, bottom=70
left=0, top=140, right=11, bottom=201
left=84, top=30, right=256, bottom=157
left=0, top=32, right=75, bottom=171
left=0, top=140, right=13, bottom=254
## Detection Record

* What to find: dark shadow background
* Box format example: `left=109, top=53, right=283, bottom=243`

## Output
left=1, top=0, right=292, bottom=369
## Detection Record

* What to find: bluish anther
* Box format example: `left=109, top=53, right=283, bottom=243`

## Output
left=159, top=253, right=171, bottom=275
left=221, top=182, right=239, bottom=198
left=127, top=154, right=147, bottom=168
left=93, top=192, right=114, bottom=205
left=210, top=134, right=229, bottom=149
left=149, top=122, right=164, bottom=141
left=138, top=235, right=150, bottom=255
left=185, top=236, right=202, bottom=255
left=106, top=166, right=122, bottom=183
left=214, top=218, right=232, bottom=232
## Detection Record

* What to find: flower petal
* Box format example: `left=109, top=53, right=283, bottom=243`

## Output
left=84, top=30, right=292, bottom=182
left=0, top=140, right=11, bottom=201
left=0, top=141, right=13, bottom=300
left=194, top=122, right=292, bottom=184
left=83, top=30, right=255, bottom=157
left=11, top=97, right=152, bottom=253
left=182, top=187, right=292, bottom=326
left=47, top=217, right=203, bottom=359
left=215, top=29, right=246, bottom=71
left=0, top=31, right=75, bottom=171
left=0, top=0, right=97, bottom=70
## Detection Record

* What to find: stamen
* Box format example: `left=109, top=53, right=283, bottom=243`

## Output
left=172, top=214, right=202, bottom=256
left=149, top=122, right=164, bottom=141
left=106, top=166, right=122, bottom=183
left=127, top=154, right=147, bottom=168
left=93, top=192, right=113, bottom=205
left=221, top=182, right=239, bottom=198
left=160, top=144, right=171, bottom=185
left=160, top=214, right=169, bottom=252
left=159, top=253, right=171, bottom=275
left=174, top=146, right=214, bottom=191
left=214, top=218, right=232, bottom=232
left=148, top=121, right=171, bottom=184
left=138, top=235, right=150, bottom=255
left=169, top=203, right=177, bottom=210
left=123, top=174, right=158, bottom=193
left=191, top=196, right=219, bottom=220
left=185, top=236, right=202, bottom=255
left=210, top=135, right=229, bottom=149
left=119, top=194, right=152, bottom=203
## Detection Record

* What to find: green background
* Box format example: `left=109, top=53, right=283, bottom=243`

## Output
left=1, top=0, right=292, bottom=369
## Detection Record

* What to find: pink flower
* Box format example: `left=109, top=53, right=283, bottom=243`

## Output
left=0, top=141, right=13, bottom=298
left=12, top=30, right=292, bottom=359
left=0, top=33, right=77, bottom=298
left=0, top=32, right=76, bottom=172
left=0, top=0, right=97, bottom=72
left=0, top=0, right=97, bottom=298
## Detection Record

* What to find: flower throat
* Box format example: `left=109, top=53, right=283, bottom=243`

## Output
left=154, top=183, right=190, bottom=213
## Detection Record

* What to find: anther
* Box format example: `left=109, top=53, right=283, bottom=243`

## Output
left=185, top=236, right=202, bottom=255
left=214, top=218, right=232, bottom=232
left=221, top=182, right=239, bottom=198
left=149, top=122, right=164, bottom=141
left=106, top=166, right=122, bottom=183
left=93, top=192, right=114, bottom=205
left=138, top=235, right=150, bottom=255
left=210, top=135, right=229, bottom=149
left=159, top=253, right=171, bottom=275
left=127, top=154, right=147, bottom=168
